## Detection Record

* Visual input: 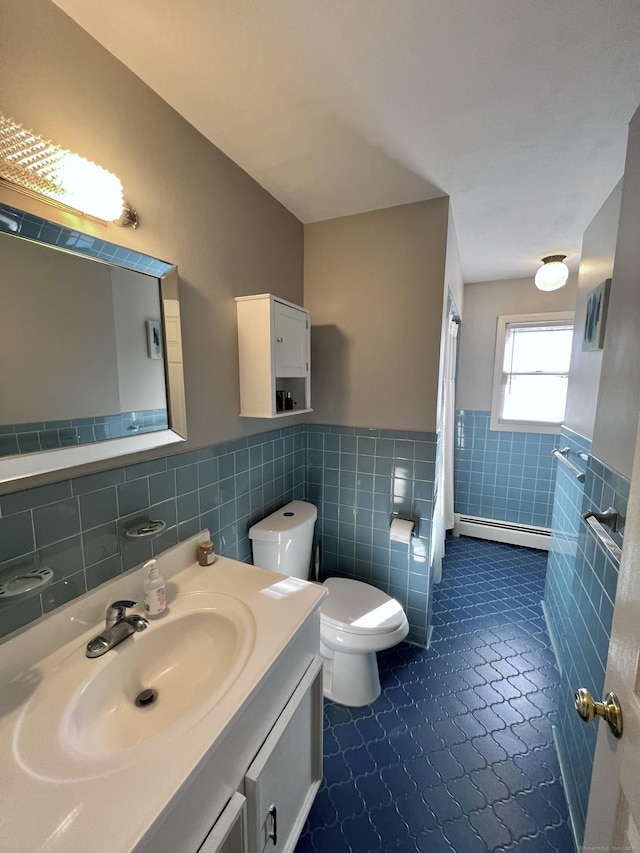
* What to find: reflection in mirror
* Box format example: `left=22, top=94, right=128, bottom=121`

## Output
left=2, top=234, right=168, bottom=452
left=0, top=202, right=187, bottom=485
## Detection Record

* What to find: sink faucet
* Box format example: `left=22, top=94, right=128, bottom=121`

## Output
left=86, top=600, right=149, bottom=658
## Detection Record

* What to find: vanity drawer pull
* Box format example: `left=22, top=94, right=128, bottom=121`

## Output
left=268, top=804, right=277, bottom=845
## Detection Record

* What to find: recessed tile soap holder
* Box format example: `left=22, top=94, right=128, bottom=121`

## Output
left=0, top=566, right=53, bottom=601
left=123, top=518, right=167, bottom=540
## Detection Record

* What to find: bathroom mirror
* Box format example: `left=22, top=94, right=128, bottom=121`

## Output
left=0, top=202, right=187, bottom=485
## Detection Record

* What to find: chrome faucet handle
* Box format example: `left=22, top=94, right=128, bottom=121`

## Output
left=106, top=599, right=138, bottom=627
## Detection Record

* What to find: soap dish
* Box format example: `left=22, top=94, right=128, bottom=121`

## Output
left=124, top=518, right=167, bottom=540
left=0, top=566, right=54, bottom=600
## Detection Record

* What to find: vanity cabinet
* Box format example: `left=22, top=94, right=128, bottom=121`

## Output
left=199, top=793, right=246, bottom=853
left=236, top=294, right=311, bottom=418
left=2, top=536, right=326, bottom=853
left=195, top=658, right=322, bottom=853
left=138, top=607, right=324, bottom=853
left=244, top=659, right=323, bottom=853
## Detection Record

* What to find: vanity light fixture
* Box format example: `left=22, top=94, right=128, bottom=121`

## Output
left=0, top=113, right=138, bottom=227
left=535, top=254, right=569, bottom=291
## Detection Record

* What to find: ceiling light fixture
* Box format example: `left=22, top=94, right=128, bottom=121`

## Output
left=535, top=254, right=569, bottom=291
left=0, top=113, right=138, bottom=227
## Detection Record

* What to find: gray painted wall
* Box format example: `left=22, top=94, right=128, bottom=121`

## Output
left=457, top=275, right=578, bottom=412
left=1, top=233, right=121, bottom=421
left=564, top=181, right=622, bottom=442
left=304, top=199, right=450, bottom=432
left=1, top=0, right=304, bottom=492
left=593, top=106, right=640, bottom=478
left=110, top=267, right=166, bottom=413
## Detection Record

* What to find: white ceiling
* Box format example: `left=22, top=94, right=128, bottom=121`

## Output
left=52, top=0, right=640, bottom=282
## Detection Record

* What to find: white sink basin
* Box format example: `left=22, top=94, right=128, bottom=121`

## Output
left=15, top=591, right=255, bottom=780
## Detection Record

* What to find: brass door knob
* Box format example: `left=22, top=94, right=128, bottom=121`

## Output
left=574, top=687, right=623, bottom=738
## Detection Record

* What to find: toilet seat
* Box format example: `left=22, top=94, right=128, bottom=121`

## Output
left=321, top=578, right=406, bottom=635
left=319, top=577, right=410, bottom=703
left=249, top=499, right=410, bottom=706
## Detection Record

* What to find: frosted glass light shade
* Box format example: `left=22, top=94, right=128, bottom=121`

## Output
left=535, top=255, right=569, bottom=291
left=0, top=113, right=136, bottom=226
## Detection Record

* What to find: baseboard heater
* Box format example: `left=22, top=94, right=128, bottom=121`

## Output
left=453, top=514, right=551, bottom=550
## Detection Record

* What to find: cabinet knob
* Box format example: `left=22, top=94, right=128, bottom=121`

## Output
left=276, top=337, right=284, bottom=343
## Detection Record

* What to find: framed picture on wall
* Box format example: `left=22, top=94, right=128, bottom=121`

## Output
left=146, top=319, right=162, bottom=359
left=582, top=278, right=611, bottom=352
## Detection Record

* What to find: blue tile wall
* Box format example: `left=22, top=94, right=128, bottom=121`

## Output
left=0, top=409, right=168, bottom=458
left=0, top=425, right=306, bottom=640
left=0, top=423, right=437, bottom=647
left=543, top=426, right=628, bottom=847
left=306, top=425, right=436, bottom=647
left=454, top=410, right=557, bottom=528
left=0, top=202, right=172, bottom=276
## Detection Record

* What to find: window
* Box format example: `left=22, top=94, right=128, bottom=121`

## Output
left=490, top=312, right=574, bottom=433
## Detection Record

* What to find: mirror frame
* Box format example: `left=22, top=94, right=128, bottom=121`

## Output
left=0, top=202, right=187, bottom=485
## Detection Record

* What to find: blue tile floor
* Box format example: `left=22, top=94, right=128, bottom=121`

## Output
left=295, top=535, right=575, bottom=852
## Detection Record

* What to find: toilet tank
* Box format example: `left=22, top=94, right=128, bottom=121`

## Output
left=248, top=500, right=317, bottom=579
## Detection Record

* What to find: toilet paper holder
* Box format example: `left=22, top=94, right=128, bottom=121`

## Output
left=389, top=513, right=418, bottom=541
left=390, top=512, right=418, bottom=525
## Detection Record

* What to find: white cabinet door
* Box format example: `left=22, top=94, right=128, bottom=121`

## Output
left=199, top=792, right=247, bottom=853
left=274, top=302, right=308, bottom=378
left=244, top=658, right=323, bottom=853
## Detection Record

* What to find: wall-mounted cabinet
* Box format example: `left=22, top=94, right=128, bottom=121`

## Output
left=236, top=294, right=311, bottom=418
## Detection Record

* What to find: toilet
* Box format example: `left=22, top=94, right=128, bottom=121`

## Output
left=249, top=500, right=409, bottom=706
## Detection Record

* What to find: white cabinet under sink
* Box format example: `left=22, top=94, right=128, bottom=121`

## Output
left=199, top=793, right=247, bottom=853
left=196, top=659, right=323, bottom=853
left=235, top=293, right=311, bottom=418
left=244, top=659, right=323, bottom=853
left=137, top=610, right=323, bottom=853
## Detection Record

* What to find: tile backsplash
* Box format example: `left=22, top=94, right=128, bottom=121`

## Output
left=307, top=425, right=436, bottom=646
left=0, top=426, right=306, bottom=640
left=0, top=424, right=436, bottom=645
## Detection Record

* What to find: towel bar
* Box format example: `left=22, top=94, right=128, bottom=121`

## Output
left=552, top=447, right=585, bottom=482
left=583, top=511, right=622, bottom=564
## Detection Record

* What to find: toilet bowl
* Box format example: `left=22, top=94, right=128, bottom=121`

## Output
left=320, top=576, right=409, bottom=705
left=248, top=500, right=409, bottom=707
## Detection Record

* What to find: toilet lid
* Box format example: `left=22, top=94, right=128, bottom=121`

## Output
left=321, top=578, right=406, bottom=635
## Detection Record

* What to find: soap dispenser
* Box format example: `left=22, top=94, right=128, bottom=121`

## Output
left=143, top=559, right=166, bottom=616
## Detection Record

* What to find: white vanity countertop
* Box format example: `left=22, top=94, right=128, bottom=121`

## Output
left=0, top=535, right=325, bottom=853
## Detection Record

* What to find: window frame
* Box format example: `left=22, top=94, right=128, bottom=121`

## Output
left=490, top=311, right=575, bottom=434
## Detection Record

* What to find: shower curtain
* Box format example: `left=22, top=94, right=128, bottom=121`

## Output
left=432, top=310, right=459, bottom=584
